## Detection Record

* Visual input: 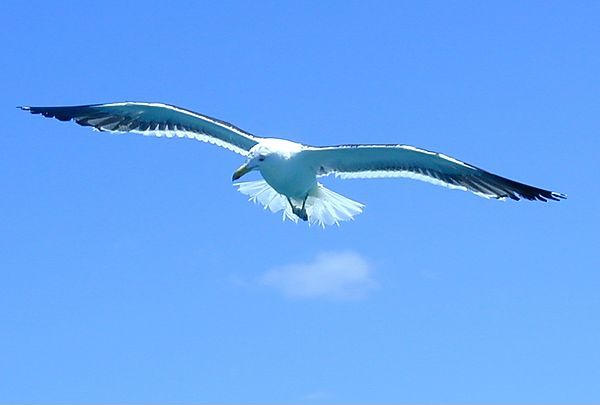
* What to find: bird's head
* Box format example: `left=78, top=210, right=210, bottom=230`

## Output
left=231, top=144, right=274, bottom=181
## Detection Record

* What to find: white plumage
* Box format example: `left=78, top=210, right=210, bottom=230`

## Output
left=234, top=179, right=364, bottom=227
left=20, top=102, right=565, bottom=226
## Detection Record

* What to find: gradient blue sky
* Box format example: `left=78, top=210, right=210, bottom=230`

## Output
left=1, top=1, right=599, bottom=403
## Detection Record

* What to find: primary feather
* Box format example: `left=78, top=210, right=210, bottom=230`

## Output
left=301, top=144, right=565, bottom=202
left=20, top=102, right=260, bottom=155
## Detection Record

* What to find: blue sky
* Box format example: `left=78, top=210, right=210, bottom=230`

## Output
left=1, top=0, right=599, bottom=402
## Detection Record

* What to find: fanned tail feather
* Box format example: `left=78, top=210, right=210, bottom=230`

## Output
left=234, top=180, right=299, bottom=223
left=308, top=184, right=365, bottom=226
left=234, top=180, right=364, bottom=227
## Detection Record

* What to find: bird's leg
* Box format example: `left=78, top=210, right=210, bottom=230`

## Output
left=287, top=196, right=309, bottom=222
left=296, top=194, right=309, bottom=221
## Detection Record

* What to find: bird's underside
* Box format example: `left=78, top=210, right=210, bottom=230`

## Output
left=20, top=102, right=566, bottom=226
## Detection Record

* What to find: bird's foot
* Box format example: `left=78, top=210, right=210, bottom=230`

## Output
left=292, top=206, right=309, bottom=221
left=287, top=196, right=309, bottom=221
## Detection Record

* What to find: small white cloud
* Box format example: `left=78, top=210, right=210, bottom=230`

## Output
left=261, top=251, right=378, bottom=300
left=302, top=390, right=331, bottom=401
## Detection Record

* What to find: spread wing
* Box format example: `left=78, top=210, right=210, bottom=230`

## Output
left=301, top=144, right=565, bottom=201
left=20, top=102, right=260, bottom=155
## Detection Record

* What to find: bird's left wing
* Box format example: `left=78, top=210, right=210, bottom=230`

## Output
left=20, top=102, right=260, bottom=155
left=301, top=144, right=565, bottom=201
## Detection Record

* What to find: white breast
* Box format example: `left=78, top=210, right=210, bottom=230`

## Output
left=258, top=144, right=317, bottom=199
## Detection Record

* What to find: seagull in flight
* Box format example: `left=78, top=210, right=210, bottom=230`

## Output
left=20, top=102, right=565, bottom=226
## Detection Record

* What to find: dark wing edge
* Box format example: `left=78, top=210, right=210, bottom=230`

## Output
left=454, top=167, right=567, bottom=202
left=19, top=102, right=260, bottom=155
left=303, top=144, right=567, bottom=202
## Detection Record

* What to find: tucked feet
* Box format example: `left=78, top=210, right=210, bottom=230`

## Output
left=287, top=196, right=309, bottom=221
left=292, top=206, right=309, bottom=221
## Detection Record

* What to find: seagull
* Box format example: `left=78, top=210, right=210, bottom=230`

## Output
left=20, top=102, right=565, bottom=226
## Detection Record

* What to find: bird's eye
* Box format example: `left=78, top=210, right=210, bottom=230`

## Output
left=258, top=156, right=265, bottom=162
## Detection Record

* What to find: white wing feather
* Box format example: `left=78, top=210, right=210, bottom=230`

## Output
left=301, top=144, right=565, bottom=201
left=21, top=102, right=260, bottom=155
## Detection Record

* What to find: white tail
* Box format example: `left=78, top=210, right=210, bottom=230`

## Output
left=234, top=180, right=364, bottom=227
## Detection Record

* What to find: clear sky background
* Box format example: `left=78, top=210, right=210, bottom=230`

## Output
left=1, top=1, right=599, bottom=403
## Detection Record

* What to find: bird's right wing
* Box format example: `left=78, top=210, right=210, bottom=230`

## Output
left=20, top=102, right=260, bottom=155
left=301, top=144, right=565, bottom=201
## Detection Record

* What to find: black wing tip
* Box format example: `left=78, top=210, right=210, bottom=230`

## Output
left=523, top=190, right=567, bottom=202
left=484, top=172, right=566, bottom=203
left=19, top=105, right=47, bottom=116
left=495, top=191, right=565, bottom=202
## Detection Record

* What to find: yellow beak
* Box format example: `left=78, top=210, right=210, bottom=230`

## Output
left=232, top=162, right=253, bottom=181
